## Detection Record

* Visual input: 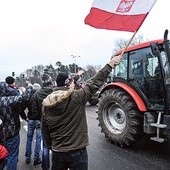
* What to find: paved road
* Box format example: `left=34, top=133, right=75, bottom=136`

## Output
left=5, top=104, right=170, bottom=170
left=87, top=105, right=170, bottom=170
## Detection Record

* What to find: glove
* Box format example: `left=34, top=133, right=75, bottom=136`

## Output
left=108, top=55, right=123, bottom=68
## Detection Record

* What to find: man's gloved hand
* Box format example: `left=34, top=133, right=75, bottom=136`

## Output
left=108, top=55, right=123, bottom=68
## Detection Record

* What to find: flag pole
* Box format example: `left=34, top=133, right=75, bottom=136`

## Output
left=120, top=31, right=138, bottom=57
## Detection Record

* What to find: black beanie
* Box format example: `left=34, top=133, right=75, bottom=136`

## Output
left=5, top=76, right=15, bottom=84
left=56, top=72, right=69, bottom=87
left=41, top=73, right=52, bottom=85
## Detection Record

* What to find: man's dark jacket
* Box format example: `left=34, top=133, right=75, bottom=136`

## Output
left=31, top=86, right=53, bottom=121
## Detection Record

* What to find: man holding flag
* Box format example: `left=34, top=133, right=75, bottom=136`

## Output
left=41, top=55, right=122, bottom=170
left=40, top=1, right=157, bottom=169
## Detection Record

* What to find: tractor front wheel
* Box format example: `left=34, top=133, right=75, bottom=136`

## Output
left=97, top=89, right=144, bottom=147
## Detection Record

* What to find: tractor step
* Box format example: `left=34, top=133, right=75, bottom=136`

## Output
left=150, top=123, right=167, bottom=128
left=150, top=137, right=165, bottom=143
left=150, top=112, right=167, bottom=143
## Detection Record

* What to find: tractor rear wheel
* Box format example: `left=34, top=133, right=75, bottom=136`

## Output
left=97, top=89, right=144, bottom=147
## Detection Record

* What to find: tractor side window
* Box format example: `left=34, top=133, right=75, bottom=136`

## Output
left=114, top=53, right=127, bottom=79
left=129, top=51, right=146, bottom=79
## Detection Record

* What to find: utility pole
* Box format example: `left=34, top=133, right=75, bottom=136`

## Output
left=71, top=55, right=81, bottom=73
left=35, top=66, right=37, bottom=83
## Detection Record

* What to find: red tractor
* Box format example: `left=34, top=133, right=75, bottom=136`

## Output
left=97, top=30, right=170, bottom=147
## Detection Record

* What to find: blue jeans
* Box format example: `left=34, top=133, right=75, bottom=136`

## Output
left=42, top=140, right=50, bottom=170
left=51, top=147, right=88, bottom=170
left=6, top=133, right=20, bottom=170
left=25, top=120, right=42, bottom=161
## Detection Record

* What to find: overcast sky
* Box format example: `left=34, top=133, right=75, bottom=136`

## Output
left=0, top=0, right=169, bottom=81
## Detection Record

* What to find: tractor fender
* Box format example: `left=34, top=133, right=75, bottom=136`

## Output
left=100, top=82, right=147, bottom=112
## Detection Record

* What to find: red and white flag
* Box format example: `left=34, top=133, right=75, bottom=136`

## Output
left=85, top=0, right=157, bottom=32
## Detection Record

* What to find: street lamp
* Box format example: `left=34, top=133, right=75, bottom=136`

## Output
left=71, top=55, right=81, bottom=73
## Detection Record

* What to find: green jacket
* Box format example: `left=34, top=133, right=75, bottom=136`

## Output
left=42, top=64, right=112, bottom=152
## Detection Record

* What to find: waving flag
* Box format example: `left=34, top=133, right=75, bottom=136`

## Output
left=85, top=0, right=157, bottom=32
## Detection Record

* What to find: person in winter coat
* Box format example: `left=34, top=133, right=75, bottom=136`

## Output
left=31, top=74, right=54, bottom=170
left=41, top=55, right=122, bottom=170
left=0, top=82, right=32, bottom=170
left=5, top=76, right=27, bottom=169
left=25, top=83, right=42, bottom=166
left=5, top=76, right=19, bottom=96
left=5, top=76, right=28, bottom=121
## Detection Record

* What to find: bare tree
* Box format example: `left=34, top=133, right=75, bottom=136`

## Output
left=30, top=65, right=44, bottom=84
left=113, top=34, right=145, bottom=53
left=44, top=64, right=57, bottom=81
left=25, top=69, right=33, bottom=82
left=83, top=65, right=98, bottom=80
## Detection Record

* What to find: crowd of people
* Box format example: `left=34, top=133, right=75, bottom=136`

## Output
left=0, top=55, right=122, bottom=170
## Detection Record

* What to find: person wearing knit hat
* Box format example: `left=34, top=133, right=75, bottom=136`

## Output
left=5, top=76, right=28, bottom=121
left=5, top=76, right=15, bottom=85
left=25, top=82, right=42, bottom=166
left=41, top=73, right=52, bottom=85
left=56, top=72, right=69, bottom=87
left=41, top=55, right=122, bottom=170
left=5, top=76, right=19, bottom=96
left=3, top=76, right=28, bottom=169
left=56, top=70, right=84, bottom=87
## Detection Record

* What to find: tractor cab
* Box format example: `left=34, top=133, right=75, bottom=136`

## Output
left=113, top=37, right=170, bottom=112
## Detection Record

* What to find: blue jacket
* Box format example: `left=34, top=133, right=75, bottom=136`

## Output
left=7, top=86, right=20, bottom=96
